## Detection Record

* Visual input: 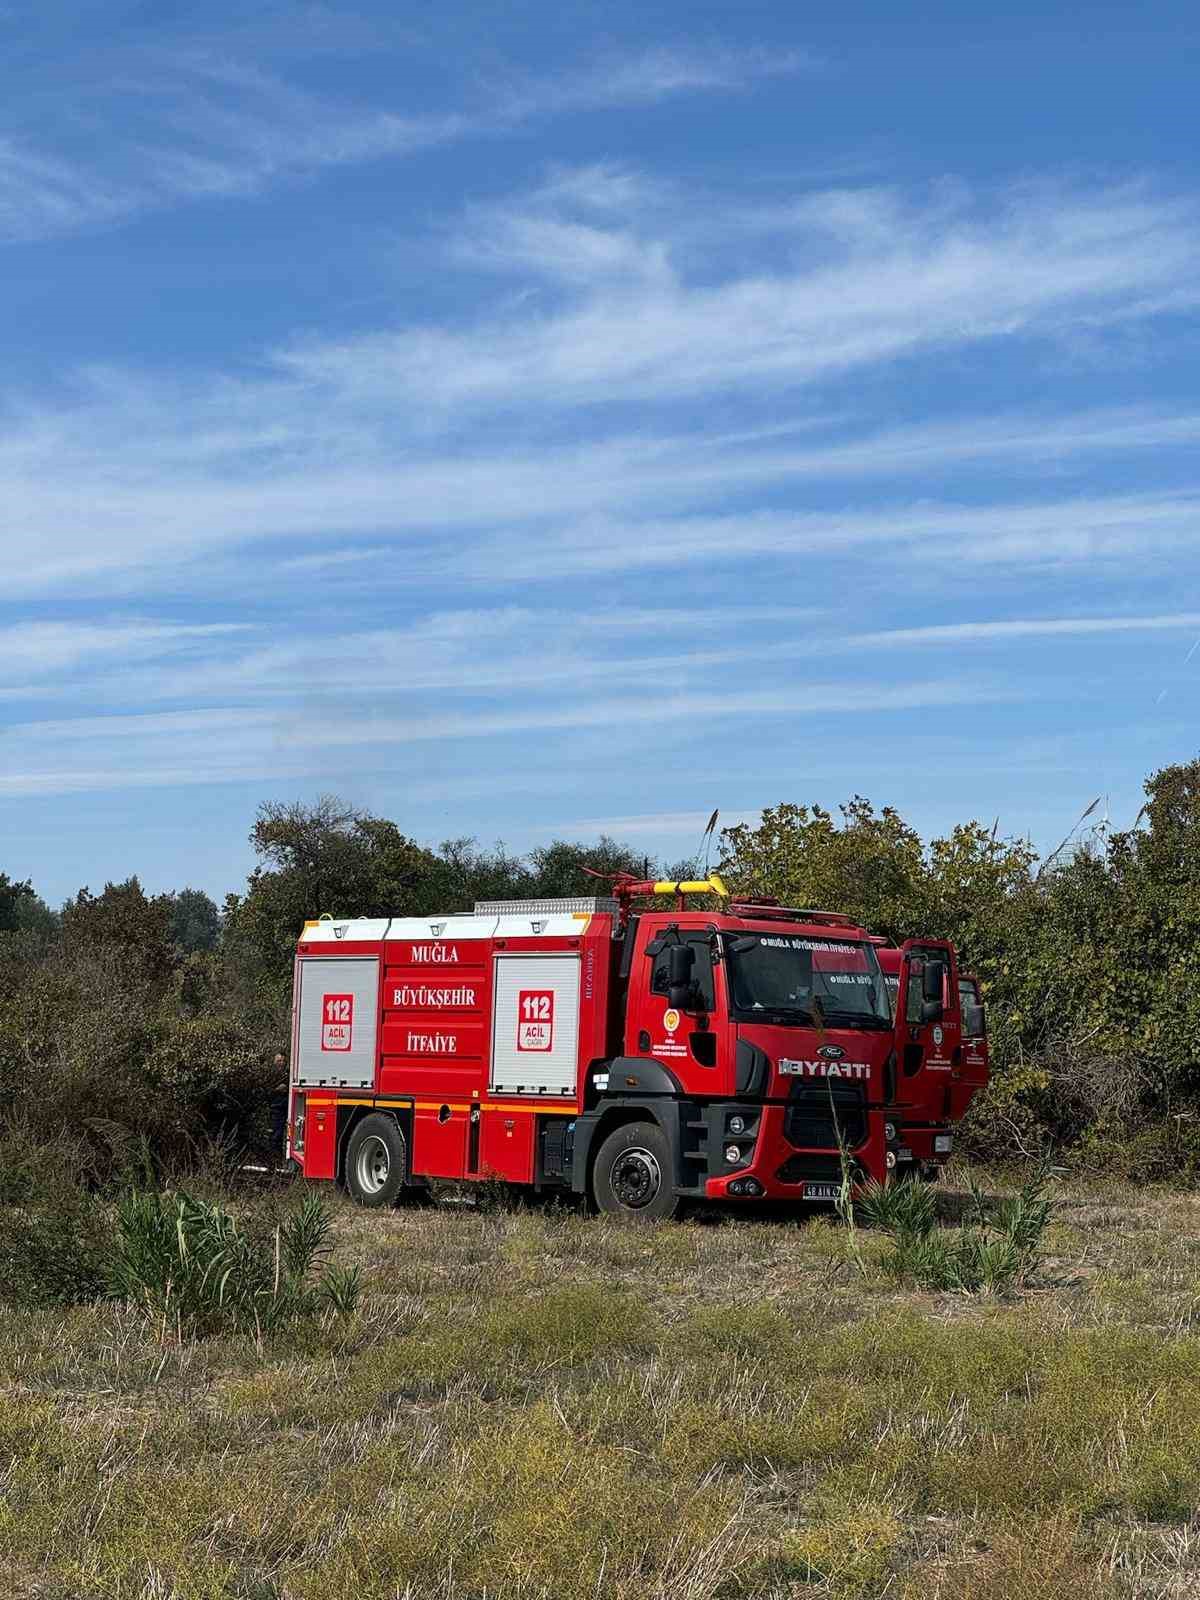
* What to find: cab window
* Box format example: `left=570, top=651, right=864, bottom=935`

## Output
left=650, top=933, right=715, bottom=1010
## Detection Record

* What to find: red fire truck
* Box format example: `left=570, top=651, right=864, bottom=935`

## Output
left=287, top=878, right=957, bottom=1218
left=874, top=943, right=989, bottom=1176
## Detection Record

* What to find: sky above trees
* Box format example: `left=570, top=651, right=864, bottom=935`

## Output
left=3, top=0, right=1200, bottom=903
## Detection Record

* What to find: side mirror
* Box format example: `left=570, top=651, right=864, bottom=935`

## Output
left=964, top=1001, right=985, bottom=1039
left=666, top=943, right=697, bottom=1012
left=919, top=959, right=945, bottom=1024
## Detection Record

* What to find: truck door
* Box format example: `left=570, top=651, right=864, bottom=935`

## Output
left=895, top=940, right=960, bottom=1117
left=951, top=975, right=989, bottom=1118
left=627, top=924, right=728, bottom=1085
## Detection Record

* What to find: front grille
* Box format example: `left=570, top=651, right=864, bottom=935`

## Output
left=783, top=1083, right=866, bottom=1149
left=775, top=1153, right=844, bottom=1185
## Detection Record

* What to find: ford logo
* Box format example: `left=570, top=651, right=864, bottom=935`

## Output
left=817, top=1044, right=845, bottom=1060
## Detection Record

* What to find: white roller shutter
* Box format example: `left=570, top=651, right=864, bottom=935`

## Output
left=490, top=954, right=580, bottom=1096
left=295, top=957, right=379, bottom=1089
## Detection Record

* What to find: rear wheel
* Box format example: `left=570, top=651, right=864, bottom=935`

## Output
left=592, top=1120, right=679, bottom=1222
left=345, top=1114, right=408, bottom=1208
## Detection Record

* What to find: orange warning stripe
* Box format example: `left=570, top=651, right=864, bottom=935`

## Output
left=299, top=1092, right=574, bottom=1116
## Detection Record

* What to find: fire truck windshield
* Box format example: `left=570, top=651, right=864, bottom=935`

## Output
left=724, top=933, right=893, bottom=1030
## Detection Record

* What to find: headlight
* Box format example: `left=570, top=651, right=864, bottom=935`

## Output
left=884, top=1121, right=897, bottom=1142
left=886, top=1150, right=897, bottom=1170
left=728, top=1114, right=747, bottom=1135
left=725, top=1144, right=743, bottom=1164
left=934, top=1134, right=953, bottom=1155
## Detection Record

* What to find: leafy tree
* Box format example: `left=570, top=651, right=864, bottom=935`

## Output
left=10, top=893, right=59, bottom=944
left=527, top=837, right=647, bottom=898
left=60, top=878, right=178, bottom=987
left=166, top=888, right=221, bottom=954
left=223, top=798, right=444, bottom=992
left=0, top=874, right=34, bottom=935
left=718, top=798, right=929, bottom=937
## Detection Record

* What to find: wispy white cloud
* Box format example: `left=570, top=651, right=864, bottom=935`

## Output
left=850, top=614, right=1200, bottom=648
left=1, top=676, right=1014, bottom=799
left=0, top=139, right=136, bottom=241
left=0, top=619, right=246, bottom=683
left=551, top=809, right=765, bottom=840
left=1, top=167, right=1195, bottom=597
left=0, top=46, right=805, bottom=243
left=285, top=180, right=1199, bottom=413
left=4, top=405, right=1200, bottom=594
left=496, top=45, right=816, bottom=117
left=11, top=604, right=1192, bottom=725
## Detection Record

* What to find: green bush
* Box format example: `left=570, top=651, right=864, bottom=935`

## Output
left=858, top=1163, right=1056, bottom=1295
left=0, top=1154, right=359, bottom=1337
left=0, top=1185, right=113, bottom=1309
left=108, top=1189, right=358, bottom=1337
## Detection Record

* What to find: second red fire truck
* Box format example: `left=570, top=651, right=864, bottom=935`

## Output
left=873, top=944, right=989, bottom=1177
left=287, top=877, right=980, bottom=1218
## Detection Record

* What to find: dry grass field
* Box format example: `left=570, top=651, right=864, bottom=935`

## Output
left=5, top=1166, right=1200, bottom=1599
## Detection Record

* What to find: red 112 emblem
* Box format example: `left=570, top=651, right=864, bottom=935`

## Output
left=516, top=990, right=554, bottom=1051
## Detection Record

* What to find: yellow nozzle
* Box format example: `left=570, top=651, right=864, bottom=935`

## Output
left=652, top=877, right=729, bottom=898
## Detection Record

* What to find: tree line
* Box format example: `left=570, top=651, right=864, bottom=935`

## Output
left=3, top=765, right=1200, bottom=1175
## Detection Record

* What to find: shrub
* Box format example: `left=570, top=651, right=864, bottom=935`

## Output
left=0, top=1121, right=116, bottom=1307
left=1073, top=1113, right=1200, bottom=1182
left=108, top=1189, right=357, bottom=1337
left=0, top=1161, right=360, bottom=1337
left=860, top=1161, right=1057, bottom=1295
left=856, top=1175, right=939, bottom=1240
left=0, top=1184, right=113, bottom=1308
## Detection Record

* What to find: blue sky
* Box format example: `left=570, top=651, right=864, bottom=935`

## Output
left=4, top=0, right=1200, bottom=906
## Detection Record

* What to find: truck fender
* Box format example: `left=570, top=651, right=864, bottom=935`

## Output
left=604, top=1056, right=683, bottom=1096
left=570, top=1092, right=682, bottom=1197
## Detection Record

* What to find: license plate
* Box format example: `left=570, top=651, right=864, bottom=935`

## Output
left=803, top=1182, right=843, bottom=1202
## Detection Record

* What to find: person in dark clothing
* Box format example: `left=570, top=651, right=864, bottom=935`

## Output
left=268, top=1052, right=289, bottom=1157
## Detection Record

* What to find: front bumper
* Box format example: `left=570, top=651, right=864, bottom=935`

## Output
left=700, top=1100, right=888, bottom=1202
left=894, top=1126, right=953, bottom=1164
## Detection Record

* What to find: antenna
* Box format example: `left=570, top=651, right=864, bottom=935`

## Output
left=698, top=808, right=720, bottom=878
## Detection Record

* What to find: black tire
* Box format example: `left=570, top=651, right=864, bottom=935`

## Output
left=591, top=1120, right=679, bottom=1222
left=345, top=1114, right=408, bottom=1208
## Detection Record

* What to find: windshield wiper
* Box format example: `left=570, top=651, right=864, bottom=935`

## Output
left=737, top=1005, right=815, bottom=1026
left=813, top=1009, right=893, bottom=1031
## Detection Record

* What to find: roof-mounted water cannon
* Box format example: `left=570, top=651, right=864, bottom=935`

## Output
left=583, top=868, right=729, bottom=925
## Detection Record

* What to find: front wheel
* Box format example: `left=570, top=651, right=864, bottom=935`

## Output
left=345, top=1114, right=408, bottom=1208
left=591, top=1120, right=679, bottom=1222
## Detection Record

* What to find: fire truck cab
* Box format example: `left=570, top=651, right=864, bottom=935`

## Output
left=874, top=941, right=989, bottom=1175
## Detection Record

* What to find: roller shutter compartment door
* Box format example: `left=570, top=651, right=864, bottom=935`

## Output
left=490, top=955, right=580, bottom=1096
left=296, top=957, right=379, bottom=1089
